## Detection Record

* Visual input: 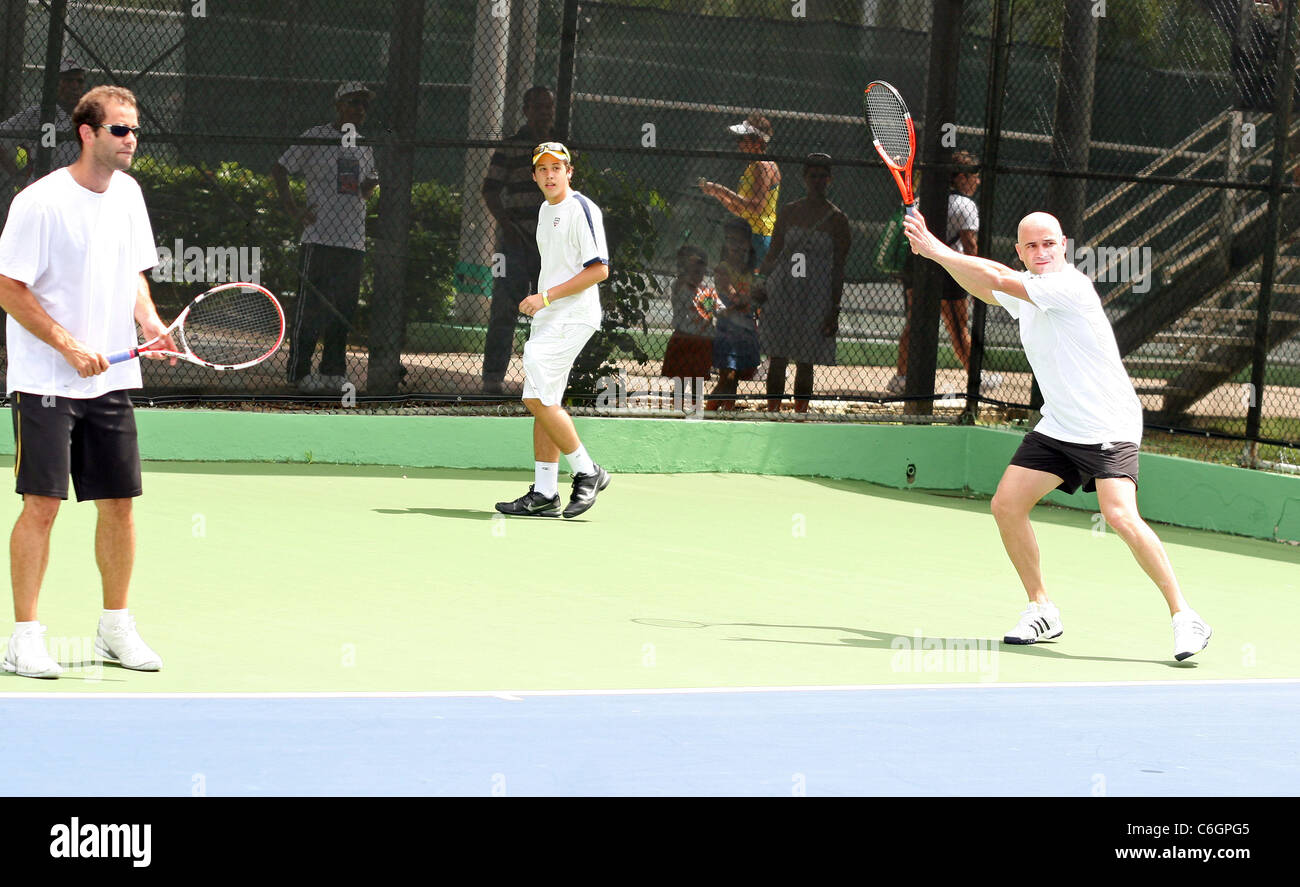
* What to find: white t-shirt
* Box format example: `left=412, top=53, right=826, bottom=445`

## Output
left=532, top=190, right=608, bottom=330
left=277, top=124, right=377, bottom=251
left=992, top=264, right=1144, bottom=445
left=947, top=192, right=978, bottom=253
left=0, top=105, right=79, bottom=182
left=0, top=168, right=157, bottom=397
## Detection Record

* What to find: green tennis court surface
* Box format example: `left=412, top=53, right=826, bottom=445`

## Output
left=2, top=461, right=1297, bottom=693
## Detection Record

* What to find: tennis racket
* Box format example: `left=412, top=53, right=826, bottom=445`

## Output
left=108, top=282, right=285, bottom=370
left=864, top=80, right=918, bottom=217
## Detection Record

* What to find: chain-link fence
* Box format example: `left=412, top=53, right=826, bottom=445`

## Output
left=2, top=0, right=1298, bottom=467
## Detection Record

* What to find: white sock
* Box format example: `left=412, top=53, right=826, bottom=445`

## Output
left=100, top=609, right=129, bottom=629
left=534, top=462, right=559, bottom=497
left=13, top=620, right=40, bottom=634
left=564, top=444, right=595, bottom=477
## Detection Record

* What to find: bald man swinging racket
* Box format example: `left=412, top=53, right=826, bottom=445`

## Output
left=903, top=211, right=1211, bottom=662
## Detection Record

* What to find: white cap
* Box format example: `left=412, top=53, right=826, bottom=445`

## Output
left=335, top=81, right=375, bottom=101
left=727, top=120, right=769, bottom=143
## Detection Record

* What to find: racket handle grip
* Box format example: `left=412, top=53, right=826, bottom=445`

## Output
left=904, top=202, right=919, bottom=218
left=106, top=348, right=139, bottom=365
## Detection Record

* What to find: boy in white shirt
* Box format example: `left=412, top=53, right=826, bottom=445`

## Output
left=903, top=210, right=1212, bottom=661
left=495, top=142, right=611, bottom=519
left=0, top=85, right=171, bottom=678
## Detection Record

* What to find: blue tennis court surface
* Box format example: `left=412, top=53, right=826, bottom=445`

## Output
left=4, top=681, right=1295, bottom=796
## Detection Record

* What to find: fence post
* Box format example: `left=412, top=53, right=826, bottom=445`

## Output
left=366, top=0, right=426, bottom=395
left=1, top=0, right=28, bottom=119
left=964, top=0, right=1013, bottom=420
left=32, top=0, right=67, bottom=180
left=906, top=0, right=964, bottom=417
left=1030, top=0, right=1100, bottom=416
left=1246, top=0, right=1298, bottom=448
left=554, top=0, right=579, bottom=141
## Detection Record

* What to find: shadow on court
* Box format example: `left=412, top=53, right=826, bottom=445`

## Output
left=373, top=507, right=595, bottom=522
left=132, top=461, right=524, bottom=482
left=633, top=619, right=1188, bottom=668
left=373, top=507, right=496, bottom=521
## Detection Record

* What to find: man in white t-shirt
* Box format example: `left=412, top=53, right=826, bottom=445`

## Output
left=0, top=85, right=173, bottom=678
left=272, top=82, right=379, bottom=394
left=903, top=210, right=1212, bottom=662
left=494, top=142, right=611, bottom=519
left=0, top=58, right=86, bottom=186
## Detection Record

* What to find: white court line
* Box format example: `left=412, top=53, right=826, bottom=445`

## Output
left=1, top=677, right=1298, bottom=700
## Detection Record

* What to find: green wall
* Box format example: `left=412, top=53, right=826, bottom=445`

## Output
left=2, top=409, right=1296, bottom=542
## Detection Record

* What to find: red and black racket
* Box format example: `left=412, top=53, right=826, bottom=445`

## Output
left=864, top=80, right=918, bottom=217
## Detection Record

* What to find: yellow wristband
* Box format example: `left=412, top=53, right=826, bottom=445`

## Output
left=541, top=291, right=551, bottom=307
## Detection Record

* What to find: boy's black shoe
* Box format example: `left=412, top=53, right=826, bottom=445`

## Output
left=562, top=465, right=610, bottom=519
left=495, top=486, right=561, bottom=517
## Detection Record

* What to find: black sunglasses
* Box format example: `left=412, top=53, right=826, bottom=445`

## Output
left=99, top=124, right=140, bottom=138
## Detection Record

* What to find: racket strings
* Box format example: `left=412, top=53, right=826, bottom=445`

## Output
left=865, top=89, right=913, bottom=166
left=182, top=286, right=283, bottom=367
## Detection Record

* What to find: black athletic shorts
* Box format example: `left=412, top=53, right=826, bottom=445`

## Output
left=11, top=390, right=142, bottom=501
left=1009, top=430, right=1140, bottom=495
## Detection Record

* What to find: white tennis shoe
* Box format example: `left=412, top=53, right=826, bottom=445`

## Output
left=1003, top=601, right=1063, bottom=645
left=95, top=615, right=163, bottom=671
left=1172, top=610, right=1212, bottom=661
left=3, top=623, right=64, bottom=679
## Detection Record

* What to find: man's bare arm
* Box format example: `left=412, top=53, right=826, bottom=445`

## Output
left=903, top=213, right=1030, bottom=305
left=0, top=274, right=106, bottom=377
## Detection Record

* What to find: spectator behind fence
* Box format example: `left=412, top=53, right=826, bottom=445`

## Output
left=699, top=113, right=780, bottom=270
left=752, top=153, right=851, bottom=413
left=272, top=81, right=379, bottom=395
left=0, top=58, right=86, bottom=188
left=706, top=218, right=761, bottom=411
left=660, top=243, right=713, bottom=405
left=481, top=85, right=556, bottom=395
left=889, top=150, right=1001, bottom=396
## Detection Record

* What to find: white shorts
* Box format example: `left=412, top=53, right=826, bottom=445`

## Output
left=521, top=322, right=597, bottom=406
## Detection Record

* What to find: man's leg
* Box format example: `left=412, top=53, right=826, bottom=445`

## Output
left=708, top=369, right=737, bottom=412
left=793, top=362, right=814, bottom=412
left=992, top=465, right=1070, bottom=644
left=91, top=496, right=162, bottom=671
left=318, top=247, right=363, bottom=383
left=6, top=495, right=64, bottom=677
left=288, top=245, right=323, bottom=383
left=493, top=402, right=568, bottom=518
left=765, top=355, right=789, bottom=412
left=941, top=297, right=971, bottom=371
left=94, top=498, right=134, bottom=611
left=11, top=495, right=60, bottom=622
left=524, top=398, right=580, bottom=460
left=484, top=244, right=529, bottom=391
left=1094, top=478, right=1189, bottom=616
left=896, top=290, right=912, bottom=376
left=989, top=465, right=1067, bottom=602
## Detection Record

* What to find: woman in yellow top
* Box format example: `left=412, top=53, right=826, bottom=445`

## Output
left=699, top=114, right=781, bottom=270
